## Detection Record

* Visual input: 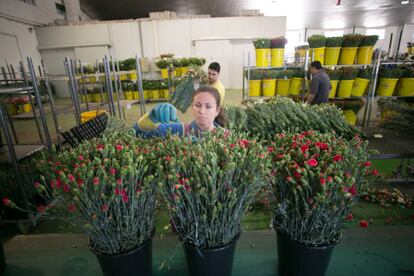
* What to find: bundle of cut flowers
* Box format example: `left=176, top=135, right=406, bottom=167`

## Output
left=3, top=134, right=162, bottom=255
left=268, top=130, right=373, bottom=246
left=158, top=129, right=271, bottom=248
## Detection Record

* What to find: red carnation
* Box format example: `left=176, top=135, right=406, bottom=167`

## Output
left=77, top=179, right=84, bottom=187
left=327, top=176, right=333, bottom=183
left=68, top=174, right=75, bottom=182
left=34, top=182, right=41, bottom=189
left=286, top=176, right=293, bottom=182
left=359, top=220, right=369, bottom=228
left=122, top=195, right=129, bottom=203
left=101, top=204, right=109, bottom=212
left=68, top=204, right=76, bottom=212
left=116, top=144, right=123, bottom=151
left=320, top=177, right=326, bottom=185
left=117, top=179, right=123, bottom=185
left=349, top=184, right=357, bottom=196
left=300, top=145, right=309, bottom=154
left=267, top=146, right=274, bottom=153
left=37, top=205, right=46, bottom=213
left=110, top=168, right=116, bottom=175
left=97, top=144, right=105, bottom=150
left=333, top=155, right=343, bottom=162
left=165, top=156, right=172, bottom=162
left=346, top=213, right=354, bottom=221
left=307, top=159, right=318, bottom=167
left=2, top=197, right=12, bottom=207
left=239, top=139, right=249, bottom=148
left=364, top=161, right=371, bottom=167
left=372, top=169, right=379, bottom=176
left=230, top=143, right=236, bottom=149
left=63, top=184, right=70, bottom=193
left=78, top=155, right=84, bottom=161
left=93, top=177, right=100, bottom=185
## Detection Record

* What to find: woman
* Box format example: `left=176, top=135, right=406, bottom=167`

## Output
left=134, top=86, right=226, bottom=138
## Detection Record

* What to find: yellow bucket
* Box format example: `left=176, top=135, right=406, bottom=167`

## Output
left=337, top=80, right=355, bottom=98
left=324, top=47, right=341, bottom=65
left=329, top=80, right=339, bottom=98
left=255, top=48, right=270, bottom=67
left=133, top=91, right=139, bottom=100
left=289, top=78, right=303, bottom=95
left=81, top=110, right=107, bottom=123
left=249, top=80, right=262, bottom=97
left=161, top=89, right=169, bottom=99
left=88, top=76, right=97, bottom=83
left=277, top=79, right=291, bottom=96
left=271, top=48, right=284, bottom=67
left=93, top=94, right=102, bottom=102
left=180, top=67, right=189, bottom=76
left=339, top=47, right=358, bottom=65
left=351, top=78, right=370, bottom=97
left=397, top=78, right=414, bottom=96
left=161, top=69, right=169, bottom=79
left=262, top=79, right=276, bottom=97
left=22, top=103, right=32, bottom=113
left=128, top=71, right=137, bottom=80
left=144, top=90, right=151, bottom=99
left=377, top=78, right=399, bottom=97
left=357, top=46, right=374, bottom=65
left=125, top=91, right=134, bottom=100
left=174, top=68, right=181, bottom=77
left=151, top=89, right=160, bottom=99
left=298, top=49, right=307, bottom=59
left=343, top=110, right=357, bottom=126
left=119, top=74, right=128, bottom=81
left=310, top=47, right=326, bottom=64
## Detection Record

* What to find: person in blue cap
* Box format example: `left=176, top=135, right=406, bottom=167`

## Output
left=134, top=86, right=226, bottom=138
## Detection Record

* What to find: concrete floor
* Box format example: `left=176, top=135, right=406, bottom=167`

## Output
left=7, top=89, right=244, bottom=145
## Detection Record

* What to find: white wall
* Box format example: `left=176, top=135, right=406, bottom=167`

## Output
left=400, top=24, right=414, bottom=53
left=0, top=0, right=64, bottom=26
left=35, top=16, right=286, bottom=89
left=0, top=17, right=42, bottom=73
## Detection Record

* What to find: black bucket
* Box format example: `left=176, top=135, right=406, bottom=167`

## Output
left=183, top=233, right=240, bottom=276
left=91, top=238, right=152, bottom=276
left=277, top=231, right=341, bottom=276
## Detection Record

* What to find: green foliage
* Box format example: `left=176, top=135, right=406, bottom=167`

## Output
left=173, top=58, right=182, bottom=67
left=360, top=35, right=379, bottom=47
left=271, top=37, right=288, bottom=49
left=307, top=35, right=327, bottom=48
left=357, top=68, right=372, bottom=80
left=269, top=130, right=373, bottom=246
left=180, top=58, right=190, bottom=67
left=120, top=58, right=136, bottom=71
left=327, top=69, right=342, bottom=80
left=379, top=67, right=402, bottom=79
left=340, top=68, right=358, bottom=80
left=20, top=132, right=161, bottom=255
left=292, top=68, right=305, bottom=78
left=331, top=98, right=365, bottom=113
left=326, top=37, right=343, bottom=47
left=156, top=59, right=172, bottom=69
left=246, top=69, right=263, bottom=80
left=278, top=69, right=294, bottom=79
left=342, top=34, right=364, bottom=47
left=158, top=130, right=271, bottom=248
left=224, top=97, right=361, bottom=140
left=262, top=69, right=279, bottom=79
left=188, top=57, right=206, bottom=66
left=169, top=75, right=195, bottom=112
left=253, top=38, right=271, bottom=49
left=378, top=98, right=414, bottom=135
left=400, top=65, right=414, bottom=78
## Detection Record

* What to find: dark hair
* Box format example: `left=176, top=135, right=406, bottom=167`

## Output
left=310, top=61, right=322, bottom=70
left=192, top=86, right=227, bottom=126
left=208, top=62, right=221, bottom=73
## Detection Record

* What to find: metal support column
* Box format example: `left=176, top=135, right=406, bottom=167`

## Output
left=135, top=55, right=146, bottom=116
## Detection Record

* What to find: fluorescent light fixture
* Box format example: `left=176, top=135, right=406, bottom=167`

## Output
left=401, top=0, right=409, bottom=4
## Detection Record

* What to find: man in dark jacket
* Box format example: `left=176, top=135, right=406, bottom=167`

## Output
left=306, top=61, right=331, bottom=104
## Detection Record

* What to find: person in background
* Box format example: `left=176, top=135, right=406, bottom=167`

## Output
left=306, top=61, right=331, bottom=104
left=134, top=86, right=226, bottom=138
left=207, top=62, right=225, bottom=105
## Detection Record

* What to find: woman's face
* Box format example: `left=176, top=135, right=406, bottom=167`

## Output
left=192, top=92, right=220, bottom=131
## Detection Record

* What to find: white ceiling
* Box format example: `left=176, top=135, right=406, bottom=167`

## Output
left=80, top=0, right=414, bottom=29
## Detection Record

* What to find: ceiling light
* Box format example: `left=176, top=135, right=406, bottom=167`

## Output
left=401, top=0, right=409, bottom=4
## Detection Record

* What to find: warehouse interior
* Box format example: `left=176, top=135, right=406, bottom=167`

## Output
left=1, top=0, right=414, bottom=275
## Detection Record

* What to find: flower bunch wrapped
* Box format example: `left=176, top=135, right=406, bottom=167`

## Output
left=268, top=130, right=373, bottom=246
left=158, top=130, right=271, bottom=248
left=4, top=135, right=161, bottom=255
